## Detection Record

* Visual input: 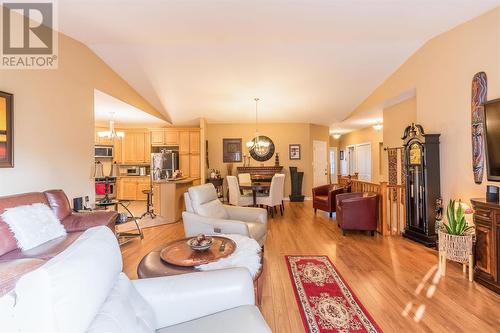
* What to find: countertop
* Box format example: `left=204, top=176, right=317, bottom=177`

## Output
left=117, top=175, right=150, bottom=178
left=153, top=177, right=196, bottom=184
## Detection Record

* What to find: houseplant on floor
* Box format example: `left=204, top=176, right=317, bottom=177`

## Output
left=438, top=199, right=475, bottom=281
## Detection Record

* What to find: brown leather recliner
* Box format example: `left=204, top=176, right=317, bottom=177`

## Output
left=336, top=192, right=378, bottom=236
left=312, top=184, right=345, bottom=218
left=0, top=189, right=117, bottom=296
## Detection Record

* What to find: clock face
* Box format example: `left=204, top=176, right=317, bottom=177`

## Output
left=409, top=143, right=422, bottom=165
left=249, top=136, right=275, bottom=161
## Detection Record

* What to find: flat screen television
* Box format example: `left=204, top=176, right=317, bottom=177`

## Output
left=484, top=98, right=500, bottom=181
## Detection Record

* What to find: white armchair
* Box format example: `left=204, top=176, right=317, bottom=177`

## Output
left=183, top=183, right=267, bottom=246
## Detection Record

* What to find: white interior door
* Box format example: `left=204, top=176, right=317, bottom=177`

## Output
left=313, top=140, right=328, bottom=187
left=356, top=143, right=372, bottom=182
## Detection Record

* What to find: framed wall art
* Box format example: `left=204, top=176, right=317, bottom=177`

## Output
left=0, top=92, right=13, bottom=168
left=339, top=150, right=344, bottom=160
left=223, top=138, right=242, bottom=163
left=289, top=144, right=301, bottom=160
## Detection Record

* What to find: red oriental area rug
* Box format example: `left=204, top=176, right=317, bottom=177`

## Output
left=286, top=256, right=383, bottom=333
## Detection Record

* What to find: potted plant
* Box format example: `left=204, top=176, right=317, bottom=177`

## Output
left=438, top=199, right=475, bottom=281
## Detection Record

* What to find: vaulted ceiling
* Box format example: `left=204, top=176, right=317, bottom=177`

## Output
left=59, top=0, right=500, bottom=130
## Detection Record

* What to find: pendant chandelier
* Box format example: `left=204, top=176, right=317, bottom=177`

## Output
left=97, top=112, right=125, bottom=139
left=246, top=98, right=270, bottom=153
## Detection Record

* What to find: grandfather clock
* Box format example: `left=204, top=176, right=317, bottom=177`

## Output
left=402, top=123, right=441, bottom=247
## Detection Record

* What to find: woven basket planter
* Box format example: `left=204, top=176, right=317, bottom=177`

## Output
left=438, top=231, right=474, bottom=281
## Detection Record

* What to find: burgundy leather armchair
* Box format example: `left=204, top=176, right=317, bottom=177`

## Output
left=336, top=192, right=378, bottom=236
left=312, top=184, right=345, bottom=217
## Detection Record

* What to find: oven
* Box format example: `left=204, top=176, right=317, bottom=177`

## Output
left=95, top=177, right=117, bottom=200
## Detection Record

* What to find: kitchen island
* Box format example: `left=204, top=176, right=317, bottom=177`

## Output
left=153, top=178, right=195, bottom=223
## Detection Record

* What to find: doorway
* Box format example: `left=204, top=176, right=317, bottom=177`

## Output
left=313, top=140, right=328, bottom=187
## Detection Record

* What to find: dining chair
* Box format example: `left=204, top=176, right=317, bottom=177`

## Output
left=238, top=173, right=253, bottom=195
left=256, top=174, right=285, bottom=217
left=227, top=176, right=254, bottom=207
left=238, top=173, right=252, bottom=184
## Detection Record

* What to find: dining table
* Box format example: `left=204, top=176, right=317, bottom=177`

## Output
left=239, top=182, right=271, bottom=207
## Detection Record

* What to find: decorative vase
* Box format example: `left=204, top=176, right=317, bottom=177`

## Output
left=275, top=153, right=280, bottom=166
left=438, top=231, right=474, bottom=281
left=289, top=167, right=305, bottom=202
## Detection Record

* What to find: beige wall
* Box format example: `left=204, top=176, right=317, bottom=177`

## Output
left=347, top=7, right=500, bottom=202
left=338, top=127, right=383, bottom=183
left=0, top=31, right=160, bottom=200
left=206, top=123, right=330, bottom=197
left=381, top=96, right=417, bottom=180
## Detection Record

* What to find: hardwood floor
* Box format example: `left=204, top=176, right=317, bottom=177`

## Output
left=121, top=201, right=500, bottom=333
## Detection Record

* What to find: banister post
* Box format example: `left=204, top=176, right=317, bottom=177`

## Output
left=380, top=182, right=388, bottom=236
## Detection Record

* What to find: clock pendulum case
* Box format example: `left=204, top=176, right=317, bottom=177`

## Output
left=402, top=123, right=441, bottom=247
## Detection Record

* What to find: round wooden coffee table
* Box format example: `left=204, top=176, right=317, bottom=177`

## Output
left=137, top=236, right=264, bottom=305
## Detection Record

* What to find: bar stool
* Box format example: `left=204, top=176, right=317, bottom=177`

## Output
left=141, top=189, right=156, bottom=219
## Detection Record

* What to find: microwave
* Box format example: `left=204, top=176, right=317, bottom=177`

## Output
left=95, top=145, right=113, bottom=158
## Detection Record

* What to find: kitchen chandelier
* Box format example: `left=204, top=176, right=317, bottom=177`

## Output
left=246, top=98, right=270, bottom=153
left=97, top=112, right=125, bottom=139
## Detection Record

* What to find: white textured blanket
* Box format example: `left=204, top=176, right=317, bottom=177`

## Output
left=195, top=234, right=262, bottom=278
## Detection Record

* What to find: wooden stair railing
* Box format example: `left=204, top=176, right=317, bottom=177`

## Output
left=337, top=176, right=406, bottom=236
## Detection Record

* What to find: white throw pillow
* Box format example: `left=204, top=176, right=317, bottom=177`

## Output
left=1, top=203, right=67, bottom=250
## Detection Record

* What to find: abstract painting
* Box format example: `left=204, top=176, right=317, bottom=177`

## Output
left=0, top=92, right=13, bottom=168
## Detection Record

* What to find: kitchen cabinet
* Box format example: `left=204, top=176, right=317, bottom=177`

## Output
left=136, top=181, right=151, bottom=200
left=119, top=179, right=138, bottom=201
left=151, top=130, right=165, bottom=146
left=113, top=138, right=123, bottom=164
left=123, top=131, right=150, bottom=164
left=189, top=154, right=200, bottom=178
left=176, top=129, right=201, bottom=180
left=189, top=131, right=200, bottom=153
left=179, top=131, right=190, bottom=154
left=180, top=154, right=190, bottom=178
left=165, top=130, right=179, bottom=145
left=117, top=176, right=151, bottom=201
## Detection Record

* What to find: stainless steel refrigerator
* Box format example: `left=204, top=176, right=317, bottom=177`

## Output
left=151, top=150, right=179, bottom=181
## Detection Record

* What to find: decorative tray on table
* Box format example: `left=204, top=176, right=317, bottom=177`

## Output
left=159, top=236, right=236, bottom=267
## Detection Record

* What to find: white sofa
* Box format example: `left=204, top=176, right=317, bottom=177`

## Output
left=0, top=226, right=271, bottom=333
left=183, top=183, right=268, bottom=246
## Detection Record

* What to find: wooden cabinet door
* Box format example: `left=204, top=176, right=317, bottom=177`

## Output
left=189, top=154, right=200, bottom=178
left=189, top=131, right=200, bottom=154
left=121, top=180, right=137, bottom=200
left=165, top=130, right=179, bottom=145
left=180, top=154, right=190, bottom=177
left=179, top=131, right=190, bottom=154
left=136, top=181, right=151, bottom=200
left=113, top=138, right=123, bottom=164
left=123, top=132, right=137, bottom=163
left=475, top=217, right=494, bottom=280
left=151, top=130, right=165, bottom=146
left=144, top=132, right=151, bottom=163
left=135, top=132, right=146, bottom=163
